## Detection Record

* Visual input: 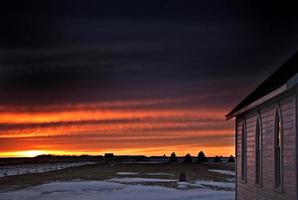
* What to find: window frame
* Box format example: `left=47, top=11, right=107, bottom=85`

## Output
left=241, top=120, right=247, bottom=183
left=255, top=113, right=262, bottom=186
left=274, top=105, right=283, bottom=192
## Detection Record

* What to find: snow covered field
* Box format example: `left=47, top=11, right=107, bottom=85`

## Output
left=109, top=177, right=177, bottom=183
left=0, top=162, right=95, bottom=177
left=0, top=163, right=235, bottom=200
left=0, top=179, right=234, bottom=200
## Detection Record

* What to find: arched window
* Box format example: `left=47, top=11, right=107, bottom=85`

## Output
left=241, top=120, right=247, bottom=182
left=255, top=113, right=262, bottom=185
left=274, top=106, right=283, bottom=190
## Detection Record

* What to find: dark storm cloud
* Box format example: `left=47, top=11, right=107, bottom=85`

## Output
left=0, top=0, right=298, bottom=107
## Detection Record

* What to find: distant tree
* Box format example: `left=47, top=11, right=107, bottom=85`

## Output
left=213, top=156, right=221, bottom=163
left=197, top=151, right=207, bottom=163
left=228, top=155, right=235, bottom=162
left=169, top=152, right=177, bottom=163
left=183, top=153, right=192, bottom=163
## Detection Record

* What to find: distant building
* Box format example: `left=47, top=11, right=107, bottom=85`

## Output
left=104, top=153, right=114, bottom=158
left=226, top=52, right=298, bottom=200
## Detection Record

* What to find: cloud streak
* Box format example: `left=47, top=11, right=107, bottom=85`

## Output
left=0, top=99, right=233, bottom=156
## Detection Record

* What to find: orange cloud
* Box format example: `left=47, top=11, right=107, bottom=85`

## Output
left=0, top=99, right=234, bottom=157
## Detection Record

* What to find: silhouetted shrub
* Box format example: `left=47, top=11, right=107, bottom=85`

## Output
left=169, top=152, right=177, bottom=163
left=183, top=153, right=192, bottom=163
left=197, top=151, right=207, bottom=163
left=213, top=156, right=221, bottom=163
left=228, top=155, right=235, bottom=162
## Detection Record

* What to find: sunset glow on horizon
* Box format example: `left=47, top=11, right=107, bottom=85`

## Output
left=0, top=98, right=234, bottom=158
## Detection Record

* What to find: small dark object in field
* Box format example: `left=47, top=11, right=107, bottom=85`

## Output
left=213, top=156, right=221, bottom=163
left=228, top=155, right=235, bottom=162
left=197, top=151, right=207, bottom=163
left=183, top=154, right=192, bottom=163
left=179, top=172, right=186, bottom=182
left=169, top=152, right=177, bottom=163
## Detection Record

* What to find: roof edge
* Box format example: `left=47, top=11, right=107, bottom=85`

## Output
left=226, top=51, right=298, bottom=120
left=226, top=73, right=298, bottom=120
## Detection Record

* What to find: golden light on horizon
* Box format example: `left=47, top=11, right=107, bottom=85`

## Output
left=0, top=150, right=48, bottom=158
left=0, top=146, right=234, bottom=158
left=0, top=99, right=234, bottom=158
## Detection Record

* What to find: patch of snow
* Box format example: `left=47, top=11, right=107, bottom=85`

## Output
left=176, top=182, right=190, bottom=190
left=177, top=180, right=235, bottom=191
left=116, top=172, right=139, bottom=175
left=36, top=180, right=124, bottom=192
left=145, top=172, right=174, bottom=176
left=225, top=178, right=235, bottom=182
left=208, top=170, right=235, bottom=176
left=108, top=177, right=177, bottom=183
left=0, top=180, right=234, bottom=200
left=195, top=180, right=235, bottom=191
left=177, top=181, right=202, bottom=189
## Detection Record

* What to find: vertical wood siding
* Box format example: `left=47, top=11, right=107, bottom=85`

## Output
left=236, top=94, right=296, bottom=200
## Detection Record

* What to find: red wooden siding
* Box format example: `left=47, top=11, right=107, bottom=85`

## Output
left=236, top=94, right=296, bottom=200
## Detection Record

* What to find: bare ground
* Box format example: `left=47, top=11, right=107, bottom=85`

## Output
left=0, top=162, right=235, bottom=191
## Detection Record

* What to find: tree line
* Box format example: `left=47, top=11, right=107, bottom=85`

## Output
left=169, top=151, right=235, bottom=163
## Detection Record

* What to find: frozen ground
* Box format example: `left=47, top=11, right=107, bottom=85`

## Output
left=0, top=162, right=95, bottom=177
left=116, top=172, right=175, bottom=177
left=0, top=163, right=235, bottom=199
left=195, top=180, right=235, bottom=190
left=109, top=177, right=177, bottom=183
left=0, top=179, right=234, bottom=200
left=116, top=172, right=139, bottom=175
left=145, top=172, right=174, bottom=176
left=208, top=170, right=235, bottom=176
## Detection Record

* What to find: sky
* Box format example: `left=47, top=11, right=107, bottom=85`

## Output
left=0, top=0, right=298, bottom=157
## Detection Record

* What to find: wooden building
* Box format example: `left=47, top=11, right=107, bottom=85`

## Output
left=226, top=52, right=298, bottom=200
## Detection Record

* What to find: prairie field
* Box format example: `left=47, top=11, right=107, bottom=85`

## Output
left=0, top=162, right=235, bottom=200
